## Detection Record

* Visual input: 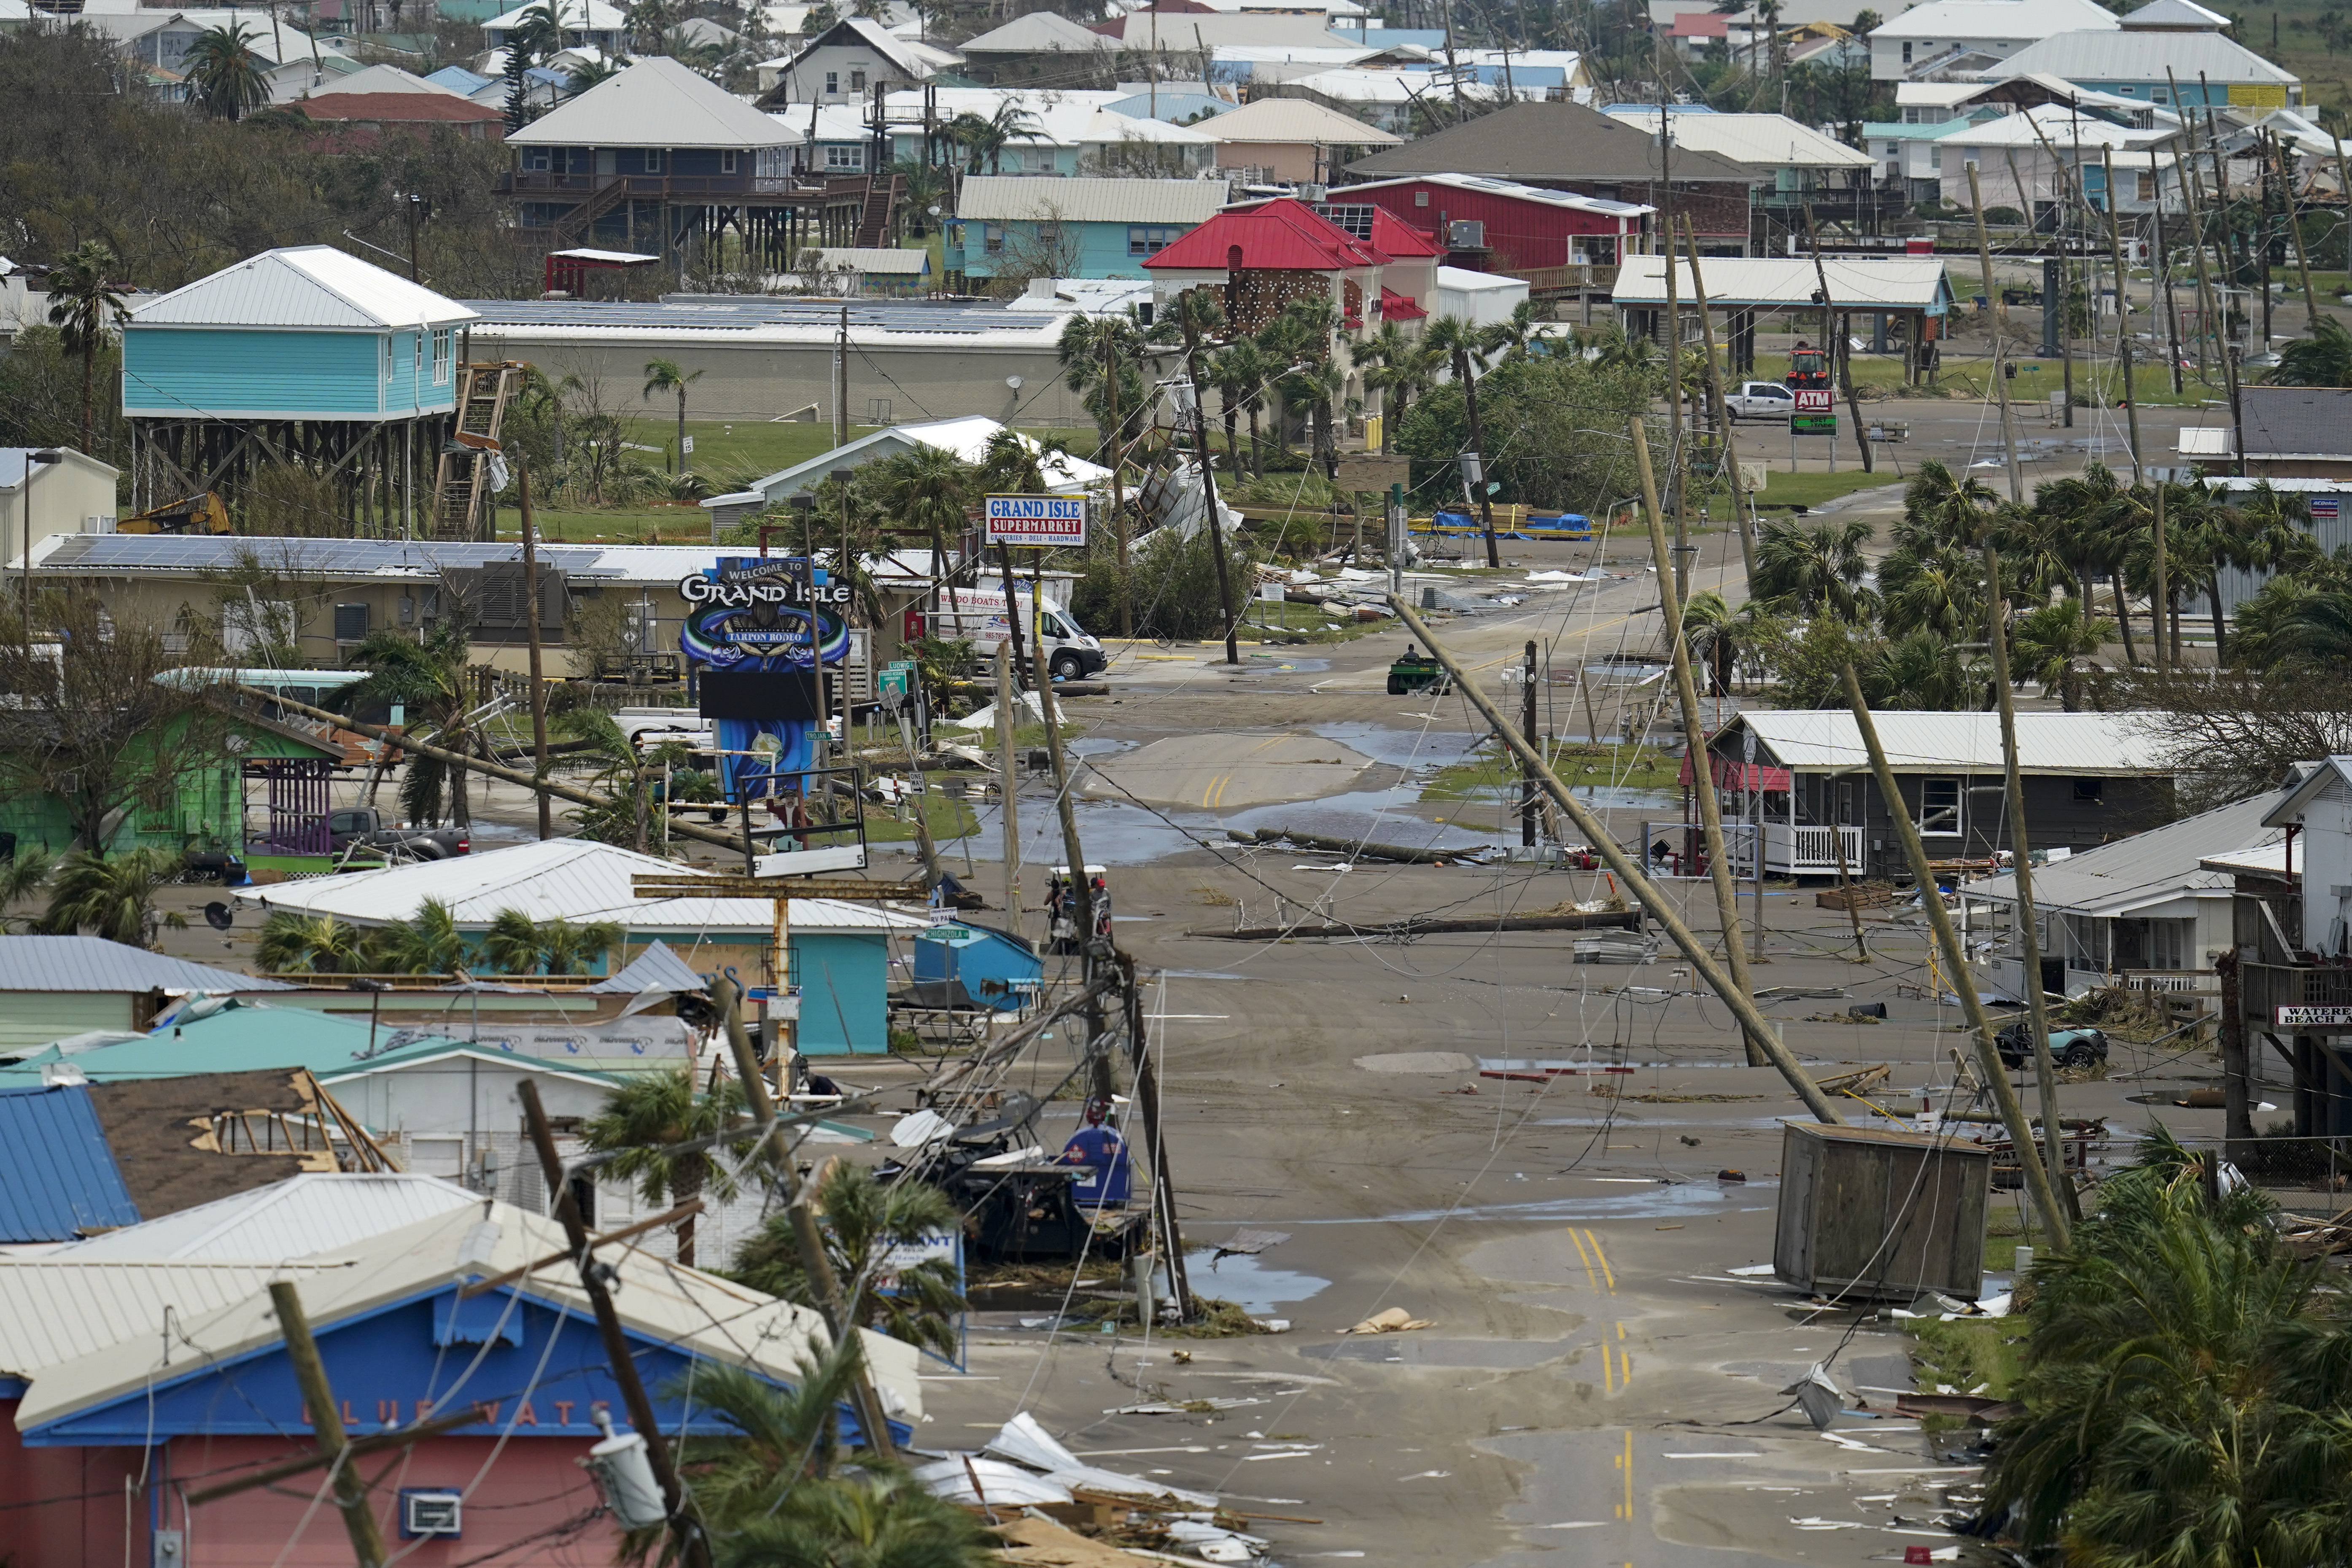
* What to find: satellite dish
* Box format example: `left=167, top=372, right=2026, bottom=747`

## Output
left=203, top=902, right=234, bottom=932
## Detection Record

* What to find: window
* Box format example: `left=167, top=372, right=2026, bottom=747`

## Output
left=413, top=331, right=423, bottom=371
left=382, top=335, right=394, bottom=381
left=721, top=149, right=738, bottom=173
left=823, top=143, right=863, bottom=170
left=1414, top=189, right=1428, bottom=207
left=1035, top=221, right=1060, bottom=245
left=1917, top=778, right=1961, bottom=835
left=522, top=147, right=550, bottom=171
left=2072, top=777, right=2105, bottom=803
left=431, top=328, right=452, bottom=386
left=2135, top=171, right=2157, bottom=202
left=1902, top=40, right=1913, bottom=62
left=1929, top=145, right=1941, bottom=170
left=643, top=148, right=662, bottom=173
left=1128, top=225, right=1176, bottom=256
left=850, top=68, right=865, bottom=90
left=983, top=223, right=1005, bottom=254
left=824, top=70, right=838, bottom=93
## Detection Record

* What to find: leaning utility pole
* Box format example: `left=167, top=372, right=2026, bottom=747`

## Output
left=1632, top=419, right=1766, bottom=1063
left=1802, top=204, right=1872, bottom=472
left=269, top=1282, right=388, bottom=1568
left=712, top=978, right=899, bottom=1459
left=517, top=1082, right=714, bottom=1568
left=1980, top=547, right=2080, bottom=1219
left=2098, top=146, right=2145, bottom=487
left=1661, top=222, right=1688, bottom=601
left=1391, top=599, right=1844, bottom=1124
left=994, top=643, right=1021, bottom=929
left=1835, top=665, right=2073, bottom=1249
left=1679, top=219, right=1754, bottom=589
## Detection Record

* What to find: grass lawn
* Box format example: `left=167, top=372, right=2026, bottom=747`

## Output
left=864, top=792, right=977, bottom=845
left=1745, top=469, right=1905, bottom=510
left=488, top=418, right=1099, bottom=544
left=1425, top=741, right=1680, bottom=802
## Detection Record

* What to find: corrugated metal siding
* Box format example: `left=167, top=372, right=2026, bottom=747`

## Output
left=2198, top=509, right=2352, bottom=619
left=55, top=1172, right=478, bottom=1261
left=0, top=1261, right=344, bottom=1378
left=0, top=1086, right=141, bottom=1242
left=0, top=938, right=290, bottom=997
left=0, top=994, right=133, bottom=1051
left=122, top=326, right=386, bottom=418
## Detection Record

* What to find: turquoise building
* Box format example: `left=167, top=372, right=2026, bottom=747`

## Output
left=946, top=175, right=1230, bottom=290
left=118, top=245, right=478, bottom=531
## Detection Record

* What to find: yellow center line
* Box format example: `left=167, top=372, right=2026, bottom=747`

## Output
left=1623, top=1430, right=1634, bottom=1527
left=1566, top=1228, right=1600, bottom=1291
left=1583, top=1229, right=1618, bottom=1293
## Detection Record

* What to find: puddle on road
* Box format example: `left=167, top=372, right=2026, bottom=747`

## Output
left=1224, top=788, right=1496, bottom=852
left=1068, top=736, right=1138, bottom=758
left=939, top=797, right=1218, bottom=866
left=1304, top=722, right=1480, bottom=771
left=1184, top=1251, right=1329, bottom=1315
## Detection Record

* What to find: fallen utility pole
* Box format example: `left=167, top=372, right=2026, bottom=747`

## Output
left=1390, top=598, right=1844, bottom=1124
left=1189, top=909, right=1642, bottom=941
left=518, top=458, right=554, bottom=841
left=1981, top=547, right=2080, bottom=1220
left=1115, top=949, right=1194, bottom=1321
left=267, top=1281, right=388, bottom=1568
left=714, top=974, right=898, bottom=1459
left=1966, top=166, right=2026, bottom=504
left=1632, top=418, right=1766, bottom=1063
left=517, top=1081, right=712, bottom=1568
left=243, top=687, right=751, bottom=857
left=1678, top=218, right=1754, bottom=589
left=1834, top=664, right=2073, bottom=1249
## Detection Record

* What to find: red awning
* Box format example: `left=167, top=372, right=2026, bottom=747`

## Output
left=1379, top=286, right=1428, bottom=321
left=1678, top=754, right=1793, bottom=792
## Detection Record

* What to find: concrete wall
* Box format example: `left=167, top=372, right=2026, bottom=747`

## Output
left=467, top=330, right=1091, bottom=427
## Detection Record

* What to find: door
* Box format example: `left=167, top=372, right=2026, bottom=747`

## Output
left=595, top=149, right=617, bottom=178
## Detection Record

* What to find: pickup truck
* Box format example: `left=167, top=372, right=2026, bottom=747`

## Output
left=1725, top=381, right=1796, bottom=421
left=326, top=808, right=470, bottom=860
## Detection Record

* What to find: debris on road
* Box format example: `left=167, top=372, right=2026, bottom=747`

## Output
left=1343, top=1307, right=1433, bottom=1334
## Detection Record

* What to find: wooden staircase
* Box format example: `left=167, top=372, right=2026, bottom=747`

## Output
left=854, top=172, right=903, bottom=249
left=428, top=362, right=521, bottom=540
left=551, top=179, right=636, bottom=248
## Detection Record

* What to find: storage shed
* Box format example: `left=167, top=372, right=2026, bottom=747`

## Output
left=909, top=921, right=1041, bottom=1013
left=1774, top=1121, right=1991, bottom=1301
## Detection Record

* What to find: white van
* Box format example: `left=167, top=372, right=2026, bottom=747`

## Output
left=924, top=585, right=1107, bottom=682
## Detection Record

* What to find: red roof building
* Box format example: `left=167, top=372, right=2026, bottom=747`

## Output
left=297, top=92, right=506, bottom=140
left=1334, top=172, right=1653, bottom=272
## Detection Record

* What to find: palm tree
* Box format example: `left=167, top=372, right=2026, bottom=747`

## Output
left=184, top=22, right=270, bottom=121
left=579, top=1067, right=747, bottom=1266
left=1211, top=338, right=1277, bottom=474
left=622, top=0, right=672, bottom=51
left=1422, top=314, right=1501, bottom=566
left=1986, top=1128, right=2352, bottom=1564
left=1055, top=313, right=1148, bottom=466
left=0, top=847, right=55, bottom=933
left=653, top=1352, right=994, bottom=1568
left=1480, top=298, right=1546, bottom=364
left=566, top=54, right=625, bottom=94
left=1680, top=590, right=1746, bottom=694
left=1897, top=459, right=1998, bottom=552
left=554, top=708, right=696, bottom=855
left=45, top=240, right=128, bottom=454
left=2039, top=461, right=2141, bottom=664
left=1865, top=628, right=1986, bottom=709
left=2007, top=599, right=2111, bottom=709
left=1878, top=539, right=1984, bottom=642
left=1752, top=515, right=1874, bottom=620
left=731, top=1163, right=967, bottom=1361
left=1585, top=321, right=1658, bottom=373
left=2266, top=311, right=2352, bottom=385
left=377, top=896, right=470, bottom=975
left=642, top=359, right=705, bottom=474
left=256, top=911, right=371, bottom=974
left=339, top=622, right=478, bottom=827
left=484, top=908, right=622, bottom=975
left=865, top=443, right=976, bottom=601
left=36, top=849, right=187, bottom=947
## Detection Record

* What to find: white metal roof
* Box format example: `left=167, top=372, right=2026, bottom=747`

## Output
left=2120, top=0, right=2229, bottom=28
left=52, top=1172, right=481, bottom=1262
left=509, top=55, right=791, bottom=148
left=15, top=1201, right=923, bottom=1431
left=811, top=246, right=932, bottom=273
left=1613, top=254, right=1951, bottom=310
left=308, top=63, right=461, bottom=96
left=958, top=11, right=1116, bottom=53
left=769, top=15, right=939, bottom=84
left=0, top=935, right=291, bottom=994
left=1339, top=171, right=1654, bottom=217
left=1961, top=787, right=2284, bottom=917
left=1732, top=709, right=2172, bottom=775
left=0, top=1260, right=355, bottom=1379
left=232, top=837, right=931, bottom=935
left=954, top=175, right=1232, bottom=226
left=1871, top=0, right=2117, bottom=39
left=1279, top=67, right=1497, bottom=106
left=1932, top=102, right=2176, bottom=149
left=482, top=0, right=625, bottom=29
left=1601, top=108, right=1875, bottom=170
left=1991, top=27, right=2296, bottom=84
left=127, top=246, right=478, bottom=331
left=1203, top=94, right=1404, bottom=144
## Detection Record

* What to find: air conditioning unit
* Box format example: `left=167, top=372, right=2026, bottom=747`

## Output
left=400, top=1491, right=463, bottom=1538
left=1447, top=219, right=1486, bottom=248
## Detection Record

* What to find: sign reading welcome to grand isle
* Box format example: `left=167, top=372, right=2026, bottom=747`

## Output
left=984, top=494, right=1086, bottom=547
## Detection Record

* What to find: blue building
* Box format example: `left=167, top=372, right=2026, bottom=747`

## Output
left=119, top=245, right=478, bottom=531
left=947, top=175, right=1230, bottom=289
left=911, top=921, right=1041, bottom=1013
